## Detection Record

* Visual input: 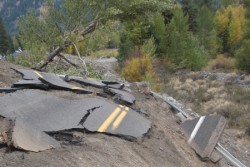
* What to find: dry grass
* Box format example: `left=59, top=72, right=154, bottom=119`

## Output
left=205, top=54, right=236, bottom=70
left=163, top=73, right=250, bottom=135
left=90, top=49, right=118, bottom=58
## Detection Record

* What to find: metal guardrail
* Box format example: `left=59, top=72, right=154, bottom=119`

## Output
left=216, top=143, right=247, bottom=167
left=151, top=91, right=247, bottom=167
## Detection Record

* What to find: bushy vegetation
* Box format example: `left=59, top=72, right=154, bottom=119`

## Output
left=121, top=55, right=155, bottom=82
left=206, top=54, right=236, bottom=70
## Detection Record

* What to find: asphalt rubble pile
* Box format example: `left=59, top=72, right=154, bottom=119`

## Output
left=0, top=67, right=238, bottom=166
left=0, top=68, right=150, bottom=152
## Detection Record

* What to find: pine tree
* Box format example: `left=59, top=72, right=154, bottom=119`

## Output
left=0, top=17, right=10, bottom=56
left=149, top=13, right=167, bottom=55
left=196, top=5, right=218, bottom=56
left=166, top=5, right=208, bottom=70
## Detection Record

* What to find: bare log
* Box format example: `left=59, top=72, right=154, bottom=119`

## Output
left=58, top=54, right=78, bottom=67
left=81, top=22, right=96, bottom=37
left=47, top=47, right=64, bottom=61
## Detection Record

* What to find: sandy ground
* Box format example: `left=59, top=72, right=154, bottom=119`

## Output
left=0, top=60, right=223, bottom=167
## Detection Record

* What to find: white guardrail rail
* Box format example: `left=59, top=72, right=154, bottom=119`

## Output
left=151, top=91, right=247, bottom=167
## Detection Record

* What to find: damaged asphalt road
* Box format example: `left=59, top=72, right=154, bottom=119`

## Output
left=0, top=90, right=151, bottom=152
left=0, top=68, right=147, bottom=152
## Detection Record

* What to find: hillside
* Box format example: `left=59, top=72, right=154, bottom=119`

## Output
left=0, top=0, right=44, bottom=34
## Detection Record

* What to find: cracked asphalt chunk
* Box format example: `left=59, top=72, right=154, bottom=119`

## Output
left=12, top=80, right=49, bottom=90
left=104, top=88, right=136, bottom=105
left=83, top=104, right=151, bottom=139
left=67, top=76, right=106, bottom=88
left=12, top=68, right=40, bottom=80
left=102, top=81, right=125, bottom=89
left=34, top=71, right=93, bottom=94
left=181, top=115, right=226, bottom=159
left=11, top=119, right=60, bottom=152
left=0, top=90, right=92, bottom=132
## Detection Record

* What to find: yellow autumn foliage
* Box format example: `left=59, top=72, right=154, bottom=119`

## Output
left=121, top=55, right=155, bottom=82
left=215, top=5, right=245, bottom=48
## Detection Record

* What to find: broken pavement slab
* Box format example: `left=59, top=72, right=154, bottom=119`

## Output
left=66, top=76, right=124, bottom=89
left=0, top=90, right=90, bottom=132
left=104, top=88, right=136, bottom=105
left=11, top=119, right=60, bottom=152
left=181, top=115, right=226, bottom=160
left=102, top=80, right=125, bottom=89
left=0, top=90, right=151, bottom=151
left=34, top=71, right=93, bottom=94
left=12, top=68, right=40, bottom=80
left=66, top=76, right=106, bottom=88
left=12, top=68, right=92, bottom=94
left=82, top=104, right=151, bottom=139
left=12, top=80, right=49, bottom=90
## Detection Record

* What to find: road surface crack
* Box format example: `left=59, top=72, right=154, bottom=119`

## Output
left=78, top=106, right=101, bottom=126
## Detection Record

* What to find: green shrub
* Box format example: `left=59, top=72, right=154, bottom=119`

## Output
left=235, top=39, right=250, bottom=73
left=117, top=31, right=133, bottom=63
left=141, top=37, right=156, bottom=57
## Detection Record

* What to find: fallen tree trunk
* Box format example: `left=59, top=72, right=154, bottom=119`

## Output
left=37, top=21, right=97, bottom=71
left=81, top=22, right=96, bottom=37
left=58, top=54, right=78, bottom=68
left=37, top=46, right=64, bottom=70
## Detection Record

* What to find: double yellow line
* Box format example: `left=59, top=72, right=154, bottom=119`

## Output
left=98, top=105, right=129, bottom=132
left=34, top=71, right=44, bottom=79
left=35, top=70, right=128, bottom=132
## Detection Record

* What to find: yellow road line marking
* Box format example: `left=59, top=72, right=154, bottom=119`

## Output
left=97, top=107, right=121, bottom=132
left=71, top=86, right=82, bottom=90
left=34, top=71, right=44, bottom=78
left=112, top=106, right=129, bottom=130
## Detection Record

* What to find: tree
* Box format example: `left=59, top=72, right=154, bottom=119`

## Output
left=235, top=0, right=250, bottom=72
left=196, top=6, right=219, bottom=56
left=215, top=5, right=245, bottom=53
left=149, top=13, right=167, bottom=55
left=17, top=0, right=172, bottom=70
left=181, top=0, right=199, bottom=32
left=166, top=5, right=208, bottom=70
left=0, top=17, right=10, bottom=56
left=118, top=31, right=133, bottom=63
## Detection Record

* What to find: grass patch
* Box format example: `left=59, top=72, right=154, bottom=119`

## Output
left=90, top=49, right=118, bottom=58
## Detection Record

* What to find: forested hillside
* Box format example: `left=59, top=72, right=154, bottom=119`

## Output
left=0, top=0, right=45, bottom=34
left=1, top=0, right=249, bottom=73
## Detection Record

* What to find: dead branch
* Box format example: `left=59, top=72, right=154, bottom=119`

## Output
left=58, top=54, right=78, bottom=67
left=71, top=42, right=89, bottom=76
